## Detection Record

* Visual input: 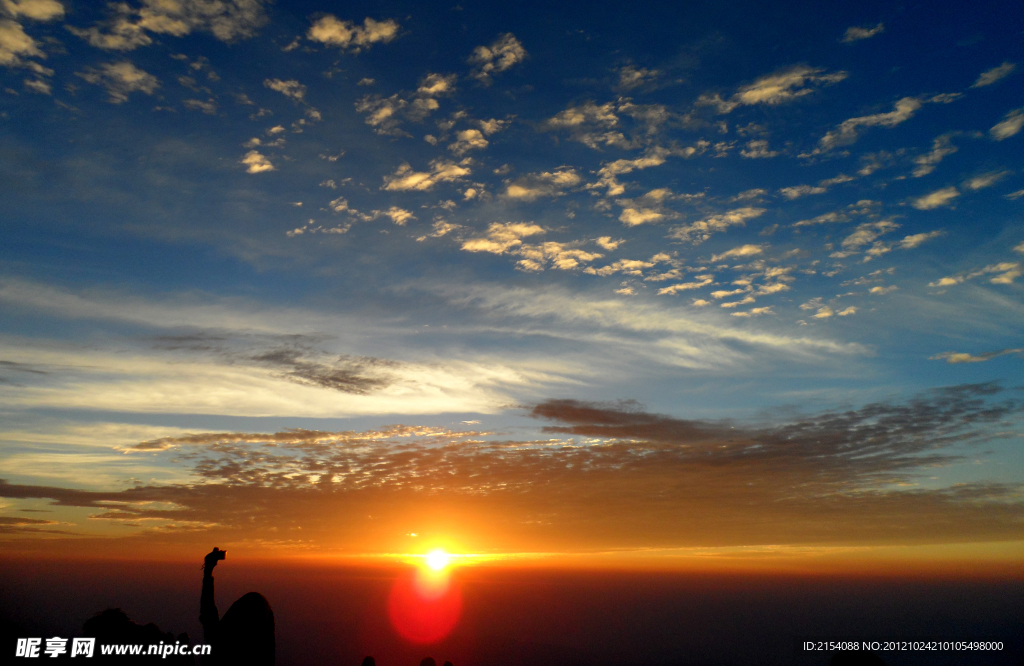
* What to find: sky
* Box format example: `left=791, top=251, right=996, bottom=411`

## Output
left=0, top=0, right=1023, bottom=569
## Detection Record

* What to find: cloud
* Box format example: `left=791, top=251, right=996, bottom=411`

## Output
left=382, top=159, right=471, bottom=191
left=543, top=101, right=626, bottom=149
left=911, top=187, right=960, bottom=210
left=2, top=0, right=60, bottom=21
left=458, top=223, right=601, bottom=271
left=260, top=351, right=394, bottom=394
left=828, top=221, right=899, bottom=260
left=22, top=75, right=49, bottom=93
left=459, top=230, right=594, bottom=273
left=667, top=207, right=766, bottom=244
left=740, top=140, right=779, bottom=158
left=468, top=32, right=526, bottom=83
left=417, top=72, right=456, bottom=96
left=416, top=220, right=461, bottom=242
left=513, top=243, right=604, bottom=272
left=426, top=280, right=869, bottom=367
left=240, top=150, right=273, bottom=173
left=618, top=208, right=664, bottom=226
left=1, top=329, right=555, bottom=420
left=841, top=22, right=884, bottom=42
left=730, top=189, right=767, bottom=202
left=306, top=15, right=399, bottom=52
left=588, top=147, right=675, bottom=196
left=819, top=97, right=923, bottom=149
left=614, top=187, right=688, bottom=227
left=779, top=184, right=826, bottom=199
left=972, top=62, right=1016, bottom=88
left=67, top=0, right=268, bottom=51
left=503, top=169, right=581, bottom=201
left=595, top=237, right=625, bottom=251
left=656, top=275, right=715, bottom=295
left=0, top=18, right=43, bottom=70
left=792, top=200, right=880, bottom=228
left=0, top=282, right=557, bottom=420
left=13, top=383, right=1021, bottom=551
left=710, top=244, right=764, bottom=263
left=616, top=64, right=660, bottom=91
left=183, top=98, right=216, bottom=114
left=460, top=222, right=545, bottom=254
left=779, top=173, right=854, bottom=199
left=963, top=171, right=1011, bottom=191
left=720, top=296, right=756, bottom=308
left=930, top=349, right=1023, bottom=364
left=1, top=0, right=64, bottom=21
left=0, top=0, right=59, bottom=75
left=378, top=207, right=415, bottom=226
left=584, top=253, right=672, bottom=277
left=542, top=98, right=675, bottom=151
left=912, top=134, right=957, bottom=177
left=545, top=101, right=618, bottom=130
left=697, top=66, right=847, bottom=114
left=287, top=220, right=350, bottom=237
left=477, top=117, right=511, bottom=135
left=929, top=262, right=1022, bottom=287
left=820, top=174, right=856, bottom=187
left=354, top=94, right=410, bottom=136
left=896, top=230, right=944, bottom=249
left=447, top=128, right=488, bottom=155
left=263, top=78, right=306, bottom=102
left=76, top=61, right=159, bottom=103
left=711, top=288, right=747, bottom=300
left=731, top=306, right=774, bottom=317
left=355, top=75, right=454, bottom=136
left=990, top=109, right=1023, bottom=141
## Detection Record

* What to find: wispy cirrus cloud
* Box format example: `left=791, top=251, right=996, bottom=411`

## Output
left=971, top=62, right=1016, bottom=88
left=818, top=97, right=923, bottom=150
left=930, top=349, right=1023, bottom=364
left=929, top=262, right=1021, bottom=287
left=990, top=108, right=1023, bottom=141
left=841, top=23, right=884, bottom=43
left=696, top=65, right=847, bottom=114
left=912, top=134, right=957, bottom=177
left=911, top=187, right=959, bottom=210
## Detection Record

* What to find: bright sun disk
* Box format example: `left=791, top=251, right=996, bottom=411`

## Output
left=425, top=549, right=450, bottom=571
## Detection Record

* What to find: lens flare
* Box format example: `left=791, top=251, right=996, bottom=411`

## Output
left=388, top=566, right=462, bottom=644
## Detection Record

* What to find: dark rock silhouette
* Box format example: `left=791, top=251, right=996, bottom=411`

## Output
left=361, top=657, right=376, bottom=666
left=201, top=547, right=275, bottom=666
left=81, top=608, right=191, bottom=665
left=419, top=658, right=437, bottom=666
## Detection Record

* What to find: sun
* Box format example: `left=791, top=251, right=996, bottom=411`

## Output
left=425, top=548, right=450, bottom=571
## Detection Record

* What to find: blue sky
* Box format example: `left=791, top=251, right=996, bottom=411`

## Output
left=1, top=0, right=1022, bottom=558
